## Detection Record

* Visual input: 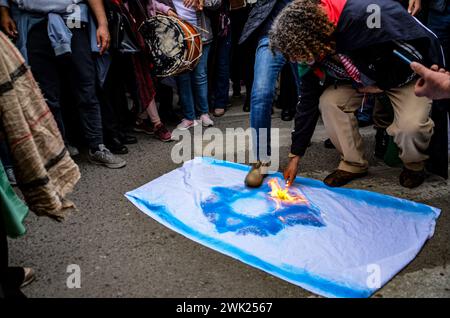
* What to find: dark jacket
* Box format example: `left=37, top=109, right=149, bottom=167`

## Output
left=238, top=0, right=277, bottom=44
left=290, top=0, right=444, bottom=157
left=429, top=0, right=448, bottom=12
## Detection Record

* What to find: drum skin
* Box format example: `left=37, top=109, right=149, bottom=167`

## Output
left=139, top=15, right=202, bottom=77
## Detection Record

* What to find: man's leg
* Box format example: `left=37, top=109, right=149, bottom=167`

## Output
left=69, top=25, right=126, bottom=169
left=319, top=84, right=368, bottom=186
left=176, top=73, right=196, bottom=122
left=230, top=7, right=249, bottom=97
left=213, top=31, right=231, bottom=114
left=385, top=82, right=433, bottom=187
left=244, top=36, right=287, bottom=188
left=250, top=36, right=287, bottom=162
left=373, top=93, right=394, bottom=159
left=26, top=21, right=65, bottom=140
left=279, top=63, right=299, bottom=121
left=97, top=56, right=128, bottom=155
left=427, top=6, right=450, bottom=178
left=68, top=26, right=104, bottom=150
left=193, top=44, right=212, bottom=117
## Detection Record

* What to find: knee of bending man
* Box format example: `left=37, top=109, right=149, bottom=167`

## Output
left=393, top=116, right=434, bottom=139
left=319, top=93, right=341, bottom=114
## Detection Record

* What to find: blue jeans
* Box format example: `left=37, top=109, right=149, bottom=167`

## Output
left=250, top=36, right=299, bottom=160
left=213, top=31, right=232, bottom=109
left=176, top=44, right=211, bottom=120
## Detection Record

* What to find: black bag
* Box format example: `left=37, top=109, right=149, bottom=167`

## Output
left=105, top=1, right=140, bottom=53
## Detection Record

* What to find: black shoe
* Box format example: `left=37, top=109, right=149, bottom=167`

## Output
left=281, top=109, right=295, bottom=121
left=324, top=138, right=335, bottom=149
left=243, top=103, right=250, bottom=112
left=374, top=128, right=389, bottom=159
left=399, top=168, right=425, bottom=189
left=323, top=169, right=368, bottom=187
left=105, top=138, right=128, bottom=155
left=232, top=83, right=241, bottom=97
left=118, top=134, right=137, bottom=145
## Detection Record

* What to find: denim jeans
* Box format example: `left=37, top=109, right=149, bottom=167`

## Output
left=250, top=36, right=299, bottom=161
left=213, top=31, right=232, bottom=109
left=27, top=21, right=104, bottom=149
left=176, top=44, right=211, bottom=120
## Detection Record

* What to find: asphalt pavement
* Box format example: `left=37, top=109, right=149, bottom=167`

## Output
left=9, top=95, right=450, bottom=298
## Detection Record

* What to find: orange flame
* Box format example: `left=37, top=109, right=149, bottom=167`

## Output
left=268, top=178, right=308, bottom=211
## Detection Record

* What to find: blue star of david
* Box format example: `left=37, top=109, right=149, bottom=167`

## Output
left=200, top=180, right=325, bottom=237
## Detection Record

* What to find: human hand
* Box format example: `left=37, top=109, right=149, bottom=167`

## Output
left=284, top=155, right=301, bottom=187
left=0, top=7, right=18, bottom=39
left=411, top=62, right=450, bottom=100
left=408, top=0, right=421, bottom=16
left=167, top=9, right=178, bottom=17
left=96, top=23, right=110, bottom=55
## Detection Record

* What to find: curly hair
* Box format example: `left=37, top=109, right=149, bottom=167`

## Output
left=269, top=0, right=336, bottom=63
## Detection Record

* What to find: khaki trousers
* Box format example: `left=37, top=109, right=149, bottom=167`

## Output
left=319, top=82, right=434, bottom=173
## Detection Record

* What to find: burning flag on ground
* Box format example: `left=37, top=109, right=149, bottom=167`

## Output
left=125, top=157, right=441, bottom=298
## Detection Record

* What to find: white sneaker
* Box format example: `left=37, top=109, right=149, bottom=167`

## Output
left=176, top=119, right=198, bottom=130
left=88, top=144, right=126, bottom=169
left=200, top=114, right=214, bottom=127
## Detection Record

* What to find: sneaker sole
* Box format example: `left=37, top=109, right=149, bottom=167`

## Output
left=177, top=122, right=199, bottom=130
left=88, top=157, right=127, bottom=169
left=156, top=136, right=173, bottom=142
left=20, top=274, right=35, bottom=289
left=133, top=127, right=154, bottom=135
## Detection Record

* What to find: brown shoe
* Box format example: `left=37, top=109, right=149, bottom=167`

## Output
left=323, top=169, right=368, bottom=187
left=245, top=161, right=270, bottom=188
left=399, top=168, right=425, bottom=189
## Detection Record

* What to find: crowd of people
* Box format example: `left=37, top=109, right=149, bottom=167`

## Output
left=0, top=0, right=450, bottom=297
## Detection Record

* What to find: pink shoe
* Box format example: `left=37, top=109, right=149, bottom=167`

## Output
left=176, top=119, right=198, bottom=130
left=199, top=113, right=214, bottom=127
left=154, top=123, right=172, bottom=142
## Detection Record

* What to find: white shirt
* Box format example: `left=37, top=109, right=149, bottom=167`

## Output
left=172, top=0, right=198, bottom=27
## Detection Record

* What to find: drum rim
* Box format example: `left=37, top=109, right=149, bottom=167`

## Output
left=138, top=15, right=187, bottom=76
left=138, top=15, right=203, bottom=77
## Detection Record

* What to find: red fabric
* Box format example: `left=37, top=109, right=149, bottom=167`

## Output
left=320, top=0, right=347, bottom=26
left=122, top=0, right=157, bottom=109
left=337, top=54, right=361, bottom=83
